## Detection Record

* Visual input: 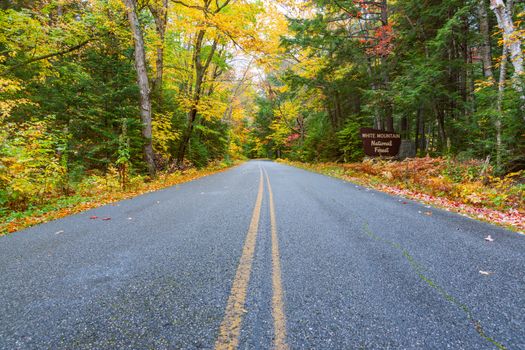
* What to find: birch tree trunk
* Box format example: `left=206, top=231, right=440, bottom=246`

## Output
left=490, top=0, right=525, bottom=119
left=490, top=0, right=523, bottom=76
left=496, top=44, right=507, bottom=168
left=478, top=0, right=493, bottom=79
left=123, top=0, right=156, bottom=177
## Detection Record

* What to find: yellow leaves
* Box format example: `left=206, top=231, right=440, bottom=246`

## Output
left=152, top=113, right=180, bottom=156
left=330, top=63, right=355, bottom=82
left=199, top=94, right=228, bottom=121
left=231, top=102, right=246, bottom=122
left=0, top=78, right=34, bottom=120
left=274, top=100, right=299, bottom=122
left=474, top=77, right=496, bottom=92
left=293, top=50, right=327, bottom=80
left=1, top=162, right=238, bottom=235
left=0, top=120, right=67, bottom=211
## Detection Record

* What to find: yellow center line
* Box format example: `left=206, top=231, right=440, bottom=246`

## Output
left=263, top=168, right=289, bottom=350
left=215, top=167, right=264, bottom=350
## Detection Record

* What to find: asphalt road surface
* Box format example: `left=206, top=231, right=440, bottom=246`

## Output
left=1, top=160, right=524, bottom=349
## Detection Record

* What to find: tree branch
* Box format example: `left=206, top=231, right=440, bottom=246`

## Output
left=1, top=38, right=94, bottom=76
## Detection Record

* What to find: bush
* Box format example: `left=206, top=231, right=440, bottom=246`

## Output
left=0, top=120, right=67, bottom=210
left=337, top=118, right=365, bottom=162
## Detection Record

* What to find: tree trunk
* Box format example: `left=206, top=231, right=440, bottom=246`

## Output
left=490, top=0, right=525, bottom=119
left=380, top=0, right=394, bottom=132
left=435, top=105, right=447, bottom=151
left=496, top=44, right=508, bottom=169
left=176, top=107, right=198, bottom=164
left=490, top=0, right=523, bottom=76
left=494, top=0, right=514, bottom=169
left=176, top=32, right=217, bottom=164
left=400, top=115, right=408, bottom=139
left=478, top=0, right=493, bottom=79
left=123, top=0, right=156, bottom=177
left=420, top=108, right=426, bottom=154
left=148, top=0, right=168, bottom=106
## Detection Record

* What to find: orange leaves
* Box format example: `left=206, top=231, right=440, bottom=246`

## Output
left=365, top=24, right=394, bottom=57
left=278, top=158, right=525, bottom=232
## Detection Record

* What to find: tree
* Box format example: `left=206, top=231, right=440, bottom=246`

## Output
left=123, top=0, right=156, bottom=176
left=148, top=0, right=169, bottom=105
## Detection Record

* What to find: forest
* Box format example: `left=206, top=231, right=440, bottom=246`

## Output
left=0, top=0, right=524, bottom=224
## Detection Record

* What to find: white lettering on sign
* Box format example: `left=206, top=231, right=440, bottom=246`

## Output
left=376, top=133, right=400, bottom=139
left=374, top=147, right=390, bottom=154
left=371, top=140, right=393, bottom=147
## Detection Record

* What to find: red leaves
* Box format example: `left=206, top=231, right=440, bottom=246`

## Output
left=90, top=215, right=110, bottom=221
left=279, top=159, right=524, bottom=233
left=285, top=133, right=300, bottom=146
left=365, top=25, right=394, bottom=57
left=382, top=185, right=525, bottom=231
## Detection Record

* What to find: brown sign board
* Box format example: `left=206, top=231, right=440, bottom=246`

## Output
left=360, top=128, right=401, bottom=157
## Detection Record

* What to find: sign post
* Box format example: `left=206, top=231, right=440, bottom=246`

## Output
left=360, top=128, right=401, bottom=157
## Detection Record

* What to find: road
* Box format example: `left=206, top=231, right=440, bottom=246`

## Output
left=1, top=160, right=524, bottom=349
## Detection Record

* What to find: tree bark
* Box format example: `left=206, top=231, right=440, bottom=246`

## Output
left=123, top=0, right=156, bottom=177
left=148, top=0, right=168, bottom=106
left=380, top=0, right=394, bottom=132
left=415, top=105, right=426, bottom=155
left=496, top=44, right=508, bottom=169
left=176, top=31, right=218, bottom=164
left=494, top=0, right=514, bottom=169
left=478, top=0, right=493, bottom=79
left=435, top=105, right=447, bottom=151
left=490, top=0, right=523, bottom=76
left=490, top=0, right=525, bottom=119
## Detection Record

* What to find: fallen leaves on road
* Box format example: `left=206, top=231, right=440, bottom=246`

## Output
left=278, top=159, right=524, bottom=233
left=1, top=162, right=240, bottom=235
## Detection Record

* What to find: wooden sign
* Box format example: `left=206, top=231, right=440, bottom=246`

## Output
left=360, top=128, right=401, bottom=157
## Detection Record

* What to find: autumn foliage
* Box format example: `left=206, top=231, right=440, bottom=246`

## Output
left=280, top=158, right=525, bottom=232
left=0, top=161, right=238, bottom=235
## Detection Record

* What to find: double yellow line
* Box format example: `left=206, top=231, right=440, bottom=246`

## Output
left=215, top=167, right=288, bottom=350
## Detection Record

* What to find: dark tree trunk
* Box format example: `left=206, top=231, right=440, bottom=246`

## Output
left=436, top=107, right=447, bottom=151
left=176, top=32, right=217, bottom=164
left=416, top=105, right=426, bottom=155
